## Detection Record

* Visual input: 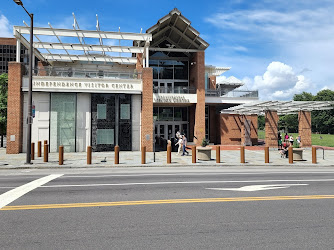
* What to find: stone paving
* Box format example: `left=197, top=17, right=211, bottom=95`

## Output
left=0, top=146, right=333, bottom=169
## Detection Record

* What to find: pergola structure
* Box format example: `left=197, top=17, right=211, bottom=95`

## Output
left=13, top=13, right=152, bottom=66
left=221, top=101, right=334, bottom=147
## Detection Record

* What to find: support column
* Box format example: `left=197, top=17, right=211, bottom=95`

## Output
left=190, top=51, right=205, bottom=145
left=6, top=62, right=24, bottom=154
left=141, top=68, right=153, bottom=151
left=265, top=110, right=279, bottom=147
left=298, top=111, right=312, bottom=147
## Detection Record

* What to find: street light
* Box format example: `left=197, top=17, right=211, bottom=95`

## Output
left=13, top=0, right=34, bottom=164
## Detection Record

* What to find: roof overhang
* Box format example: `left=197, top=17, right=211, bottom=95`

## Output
left=13, top=15, right=152, bottom=64
left=221, top=101, right=334, bottom=115
left=147, top=8, right=209, bottom=51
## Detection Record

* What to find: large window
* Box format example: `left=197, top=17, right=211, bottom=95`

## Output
left=154, top=107, right=188, bottom=121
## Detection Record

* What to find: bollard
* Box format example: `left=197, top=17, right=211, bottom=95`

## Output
left=216, top=146, right=220, bottom=163
left=192, top=146, right=196, bottom=164
left=44, top=144, right=48, bottom=162
left=59, top=146, right=64, bottom=165
left=312, top=146, right=317, bottom=164
left=167, top=145, right=171, bottom=164
left=115, top=145, right=119, bottom=164
left=44, top=140, right=48, bottom=146
left=31, top=142, right=35, bottom=160
left=265, top=146, right=269, bottom=163
left=288, top=147, right=293, bottom=164
left=141, top=146, right=146, bottom=164
left=87, top=146, right=92, bottom=165
left=38, top=141, right=42, bottom=157
left=240, top=146, right=245, bottom=163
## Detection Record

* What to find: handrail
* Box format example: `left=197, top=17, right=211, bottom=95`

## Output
left=153, top=86, right=196, bottom=94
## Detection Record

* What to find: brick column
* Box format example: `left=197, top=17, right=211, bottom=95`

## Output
left=220, top=114, right=243, bottom=145
left=6, top=62, right=24, bottom=154
left=249, top=114, right=259, bottom=145
left=298, top=111, right=312, bottom=147
left=141, top=68, right=153, bottom=151
left=136, top=53, right=143, bottom=78
left=265, top=110, right=279, bottom=147
left=189, top=105, right=195, bottom=142
left=190, top=51, right=205, bottom=145
left=209, top=75, right=216, bottom=89
left=37, top=61, right=49, bottom=76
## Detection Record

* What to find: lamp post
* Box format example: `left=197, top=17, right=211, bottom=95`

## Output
left=13, top=0, right=34, bottom=164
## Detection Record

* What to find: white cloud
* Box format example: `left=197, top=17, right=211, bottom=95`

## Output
left=205, top=3, right=334, bottom=95
left=0, top=15, right=12, bottom=37
left=245, top=61, right=311, bottom=100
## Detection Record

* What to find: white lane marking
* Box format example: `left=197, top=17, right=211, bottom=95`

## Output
left=207, top=184, right=308, bottom=192
left=0, top=174, right=63, bottom=209
left=41, top=178, right=334, bottom=188
left=61, top=172, right=334, bottom=178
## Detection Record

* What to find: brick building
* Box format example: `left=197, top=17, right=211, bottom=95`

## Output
left=6, top=9, right=259, bottom=154
left=0, top=37, right=32, bottom=74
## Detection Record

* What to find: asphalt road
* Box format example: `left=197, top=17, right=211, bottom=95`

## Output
left=1, top=167, right=334, bottom=249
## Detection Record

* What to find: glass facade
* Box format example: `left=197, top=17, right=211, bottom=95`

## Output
left=50, top=93, right=76, bottom=152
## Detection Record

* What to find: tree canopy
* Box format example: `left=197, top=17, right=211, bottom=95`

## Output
left=0, top=73, right=8, bottom=136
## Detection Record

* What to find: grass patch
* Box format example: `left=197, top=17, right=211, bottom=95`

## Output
left=257, top=130, right=334, bottom=147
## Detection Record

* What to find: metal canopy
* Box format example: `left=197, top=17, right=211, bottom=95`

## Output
left=147, top=8, right=209, bottom=51
left=221, top=101, right=334, bottom=115
left=13, top=14, right=152, bottom=64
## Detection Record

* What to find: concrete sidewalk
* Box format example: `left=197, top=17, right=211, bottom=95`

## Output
left=1, top=147, right=334, bottom=169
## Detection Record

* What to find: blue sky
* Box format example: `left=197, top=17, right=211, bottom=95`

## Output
left=1, top=0, right=334, bottom=100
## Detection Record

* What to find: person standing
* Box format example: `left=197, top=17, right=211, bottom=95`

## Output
left=181, top=135, right=189, bottom=156
left=289, top=135, right=294, bottom=146
left=278, top=132, right=282, bottom=150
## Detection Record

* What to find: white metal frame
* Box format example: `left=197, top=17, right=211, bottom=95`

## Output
left=13, top=14, right=152, bottom=65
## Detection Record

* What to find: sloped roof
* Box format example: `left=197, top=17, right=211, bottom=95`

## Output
left=147, top=8, right=209, bottom=50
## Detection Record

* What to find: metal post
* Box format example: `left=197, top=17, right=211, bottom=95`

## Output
left=265, top=146, right=269, bottom=163
left=87, top=146, right=92, bottom=165
left=216, top=146, right=220, bottom=163
left=31, top=142, right=34, bottom=160
left=25, top=13, right=33, bottom=164
left=37, top=141, right=41, bottom=157
left=141, top=146, right=146, bottom=164
left=43, top=144, right=48, bottom=162
left=312, top=146, right=317, bottom=164
left=192, top=146, right=196, bottom=164
left=59, top=146, right=63, bottom=165
left=167, top=145, right=171, bottom=164
left=240, top=146, right=245, bottom=163
left=288, top=147, right=293, bottom=164
left=115, top=145, right=119, bottom=164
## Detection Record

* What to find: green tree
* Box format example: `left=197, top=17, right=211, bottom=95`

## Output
left=293, top=92, right=314, bottom=101
left=258, top=115, right=265, bottom=130
left=313, top=89, right=334, bottom=134
left=0, top=73, right=8, bottom=147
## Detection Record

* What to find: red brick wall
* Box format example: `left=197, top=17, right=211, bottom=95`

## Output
left=298, top=111, right=312, bottom=147
left=265, top=110, right=279, bottom=147
left=0, top=38, right=16, bottom=45
left=136, top=53, right=143, bottom=78
left=220, top=114, right=242, bottom=145
left=6, top=62, right=24, bottom=154
left=141, top=68, right=153, bottom=151
left=220, top=114, right=258, bottom=145
left=189, top=52, right=205, bottom=145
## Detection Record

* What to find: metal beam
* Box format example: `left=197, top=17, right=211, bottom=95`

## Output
left=33, top=42, right=144, bottom=53
left=13, top=30, right=45, bottom=62
left=42, top=53, right=137, bottom=63
left=14, top=26, right=152, bottom=41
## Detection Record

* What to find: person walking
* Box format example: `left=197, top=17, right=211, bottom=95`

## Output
left=181, top=135, right=189, bottom=156
left=175, top=135, right=183, bottom=155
